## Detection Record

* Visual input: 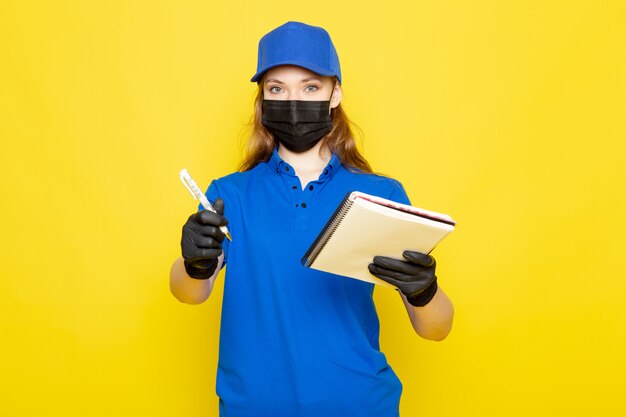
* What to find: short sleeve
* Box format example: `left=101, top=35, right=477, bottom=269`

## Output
left=387, top=178, right=412, bottom=206
left=198, top=180, right=229, bottom=268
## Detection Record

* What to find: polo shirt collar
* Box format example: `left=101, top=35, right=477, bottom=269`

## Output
left=267, top=147, right=341, bottom=180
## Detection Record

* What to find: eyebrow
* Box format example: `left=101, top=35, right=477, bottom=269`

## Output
left=265, top=77, right=323, bottom=85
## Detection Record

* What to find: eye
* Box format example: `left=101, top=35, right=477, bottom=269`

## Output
left=305, top=85, right=319, bottom=92
left=269, top=86, right=282, bottom=94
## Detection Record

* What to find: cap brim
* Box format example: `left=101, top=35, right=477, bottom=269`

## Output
left=250, top=61, right=338, bottom=83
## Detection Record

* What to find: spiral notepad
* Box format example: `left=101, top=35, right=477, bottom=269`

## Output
left=301, top=191, right=456, bottom=287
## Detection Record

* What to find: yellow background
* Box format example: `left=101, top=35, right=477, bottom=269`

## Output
left=1, top=1, right=624, bottom=415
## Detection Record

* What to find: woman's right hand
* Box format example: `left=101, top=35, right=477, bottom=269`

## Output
left=180, top=198, right=228, bottom=279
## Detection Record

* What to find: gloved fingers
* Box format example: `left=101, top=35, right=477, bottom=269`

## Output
left=194, top=225, right=225, bottom=242
left=187, top=258, right=218, bottom=270
left=182, top=227, right=222, bottom=247
left=182, top=239, right=219, bottom=259
left=193, top=235, right=222, bottom=249
left=368, top=264, right=404, bottom=287
left=368, top=263, right=415, bottom=283
left=212, top=197, right=225, bottom=216
left=185, top=248, right=222, bottom=263
left=402, top=250, right=435, bottom=267
left=369, top=263, right=436, bottom=296
left=372, top=256, right=423, bottom=275
left=193, top=209, right=229, bottom=227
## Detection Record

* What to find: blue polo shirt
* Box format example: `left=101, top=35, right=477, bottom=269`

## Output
left=203, top=147, right=411, bottom=417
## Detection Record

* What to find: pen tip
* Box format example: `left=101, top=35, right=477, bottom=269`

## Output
left=225, top=232, right=233, bottom=241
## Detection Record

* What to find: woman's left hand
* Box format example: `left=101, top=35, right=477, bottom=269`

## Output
left=368, top=250, right=439, bottom=307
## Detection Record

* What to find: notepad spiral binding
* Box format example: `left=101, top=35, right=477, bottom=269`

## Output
left=301, top=192, right=354, bottom=267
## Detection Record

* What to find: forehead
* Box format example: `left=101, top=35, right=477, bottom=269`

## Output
left=263, top=65, right=330, bottom=83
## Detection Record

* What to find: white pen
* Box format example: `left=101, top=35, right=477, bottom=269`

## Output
left=180, top=169, right=232, bottom=241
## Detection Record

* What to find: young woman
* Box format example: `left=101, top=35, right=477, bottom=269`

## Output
left=170, top=21, right=454, bottom=417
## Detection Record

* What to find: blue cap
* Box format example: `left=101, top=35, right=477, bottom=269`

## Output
left=250, top=21, right=342, bottom=84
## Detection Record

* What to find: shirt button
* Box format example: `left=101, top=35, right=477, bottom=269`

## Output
left=301, top=203, right=307, bottom=208
left=285, top=166, right=290, bottom=171
left=292, top=185, right=297, bottom=190
left=308, top=185, right=314, bottom=191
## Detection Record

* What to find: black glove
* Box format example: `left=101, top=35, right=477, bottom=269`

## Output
left=180, top=198, right=228, bottom=279
left=368, top=250, right=438, bottom=307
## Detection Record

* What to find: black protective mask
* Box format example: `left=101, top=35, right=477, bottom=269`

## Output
left=261, top=97, right=333, bottom=153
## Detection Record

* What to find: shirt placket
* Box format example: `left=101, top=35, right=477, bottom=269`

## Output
left=278, top=161, right=323, bottom=232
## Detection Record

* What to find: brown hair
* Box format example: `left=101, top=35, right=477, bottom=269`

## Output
left=238, top=80, right=373, bottom=173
